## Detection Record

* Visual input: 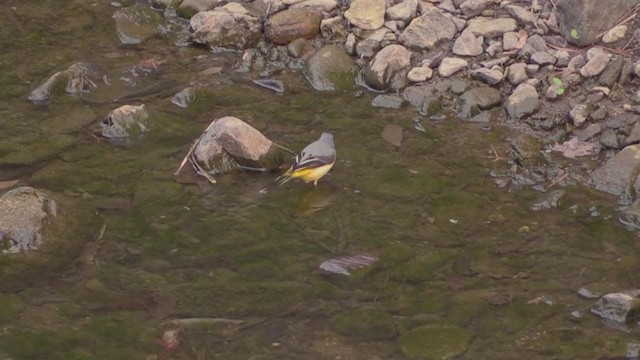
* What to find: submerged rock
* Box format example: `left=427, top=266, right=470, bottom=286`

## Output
left=28, top=62, right=107, bottom=105
left=330, top=309, right=397, bottom=340
left=113, top=4, right=162, bottom=45
left=177, top=0, right=224, bottom=19
left=304, top=45, right=357, bottom=91
left=101, top=104, right=149, bottom=138
left=265, top=8, right=322, bottom=45
left=190, top=5, right=262, bottom=50
left=0, top=187, right=58, bottom=254
left=530, top=190, right=566, bottom=211
left=400, top=322, right=471, bottom=359
left=0, top=187, right=96, bottom=290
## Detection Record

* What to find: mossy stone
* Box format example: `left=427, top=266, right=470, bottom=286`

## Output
left=400, top=323, right=471, bottom=359
left=388, top=250, right=455, bottom=284
left=330, top=308, right=398, bottom=341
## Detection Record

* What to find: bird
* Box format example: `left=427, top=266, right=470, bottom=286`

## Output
left=264, top=132, right=336, bottom=191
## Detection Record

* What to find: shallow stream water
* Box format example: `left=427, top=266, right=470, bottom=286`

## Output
left=0, top=1, right=639, bottom=359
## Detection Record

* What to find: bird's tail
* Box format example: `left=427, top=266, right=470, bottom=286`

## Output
left=259, top=167, right=294, bottom=194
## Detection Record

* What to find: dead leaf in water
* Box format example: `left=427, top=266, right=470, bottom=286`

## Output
left=318, top=254, right=379, bottom=276
left=382, top=124, right=403, bottom=147
left=550, top=137, right=598, bottom=159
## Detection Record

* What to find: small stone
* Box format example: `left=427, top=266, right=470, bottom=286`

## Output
left=599, top=129, right=619, bottom=149
left=505, top=4, right=535, bottom=26
left=465, top=17, right=518, bottom=38
left=580, top=53, right=610, bottom=78
left=568, top=54, right=587, bottom=72
left=530, top=190, right=565, bottom=211
left=485, top=41, right=502, bottom=57
left=345, top=0, right=386, bottom=30
left=386, top=0, right=418, bottom=22
left=452, top=29, right=484, bottom=56
left=459, top=0, right=491, bottom=17
left=503, top=31, right=519, bottom=50
left=555, top=50, right=571, bottom=67
left=530, top=52, right=556, bottom=66
left=569, top=104, right=589, bottom=127
left=372, top=94, right=404, bottom=109
left=345, top=33, right=357, bottom=55
left=577, top=123, right=602, bottom=141
left=399, top=11, right=457, bottom=50
left=407, top=66, right=433, bottom=82
left=602, top=24, right=627, bottom=44
left=504, top=83, right=540, bottom=120
left=454, top=86, right=501, bottom=119
left=545, top=83, right=563, bottom=101
left=450, top=79, right=468, bottom=95
left=470, top=67, right=503, bottom=85
left=623, top=123, right=640, bottom=146
left=507, top=63, right=528, bottom=85
left=438, top=57, right=468, bottom=77
left=363, top=44, right=412, bottom=90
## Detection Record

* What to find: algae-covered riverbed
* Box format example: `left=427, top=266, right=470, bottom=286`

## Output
left=0, top=1, right=639, bottom=359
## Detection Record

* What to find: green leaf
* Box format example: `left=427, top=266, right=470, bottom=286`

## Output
left=555, top=87, right=565, bottom=96
left=571, top=29, right=580, bottom=39
left=552, top=77, right=563, bottom=86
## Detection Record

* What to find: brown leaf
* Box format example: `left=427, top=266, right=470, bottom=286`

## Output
left=382, top=124, right=403, bottom=147
left=550, top=137, right=598, bottom=159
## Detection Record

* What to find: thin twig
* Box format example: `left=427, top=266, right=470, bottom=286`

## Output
left=547, top=172, right=569, bottom=188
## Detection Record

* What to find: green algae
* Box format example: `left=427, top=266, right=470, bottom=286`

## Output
left=400, top=322, right=472, bottom=359
left=330, top=308, right=398, bottom=341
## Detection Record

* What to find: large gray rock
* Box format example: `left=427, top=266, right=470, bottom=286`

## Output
left=363, top=44, right=412, bottom=91
left=344, top=0, right=386, bottom=30
left=190, top=5, right=262, bottom=50
left=304, top=45, right=357, bottom=91
left=556, top=0, right=640, bottom=47
left=265, top=8, right=322, bottom=45
left=399, top=11, right=457, bottom=50
left=454, top=86, right=502, bottom=118
left=591, top=292, right=640, bottom=324
left=504, top=83, right=540, bottom=120
left=113, top=4, right=161, bottom=45
left=192, top=116, right=285, bottom=174
left=592, top=145, right=640, bottom=200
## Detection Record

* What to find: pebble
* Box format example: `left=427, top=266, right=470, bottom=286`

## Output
left=438, top=57, right=468, bottom=77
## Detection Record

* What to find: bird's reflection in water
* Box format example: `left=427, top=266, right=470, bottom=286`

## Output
left=290, top=185, right=338, bottom=218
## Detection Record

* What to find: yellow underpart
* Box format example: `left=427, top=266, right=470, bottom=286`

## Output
left=290, top=162, right=334, bottom=183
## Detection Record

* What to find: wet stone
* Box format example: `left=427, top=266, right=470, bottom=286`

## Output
left=454, top=86, right=501, bottom=119
left=577, top=123, right=602, bottom=141
left=304, top=45, right=357, bottom=91
left=190, top=6, right=262, bottom=50
left=101, top=104, right=149, bottom=138
left=330, top=309, right=397, bottom=340
left=371, top=94, right=404, bottom=109
left=113, top=4, right=161, bottom=45
left=530, top=190, right=566, bottom=211
left=591, top=292, right=640, bottom=324
left=400, top=322, right=471, bottom=359
left=402, top=84, right=434, bottom=109
left=177, top=0, right=223, bottom=18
